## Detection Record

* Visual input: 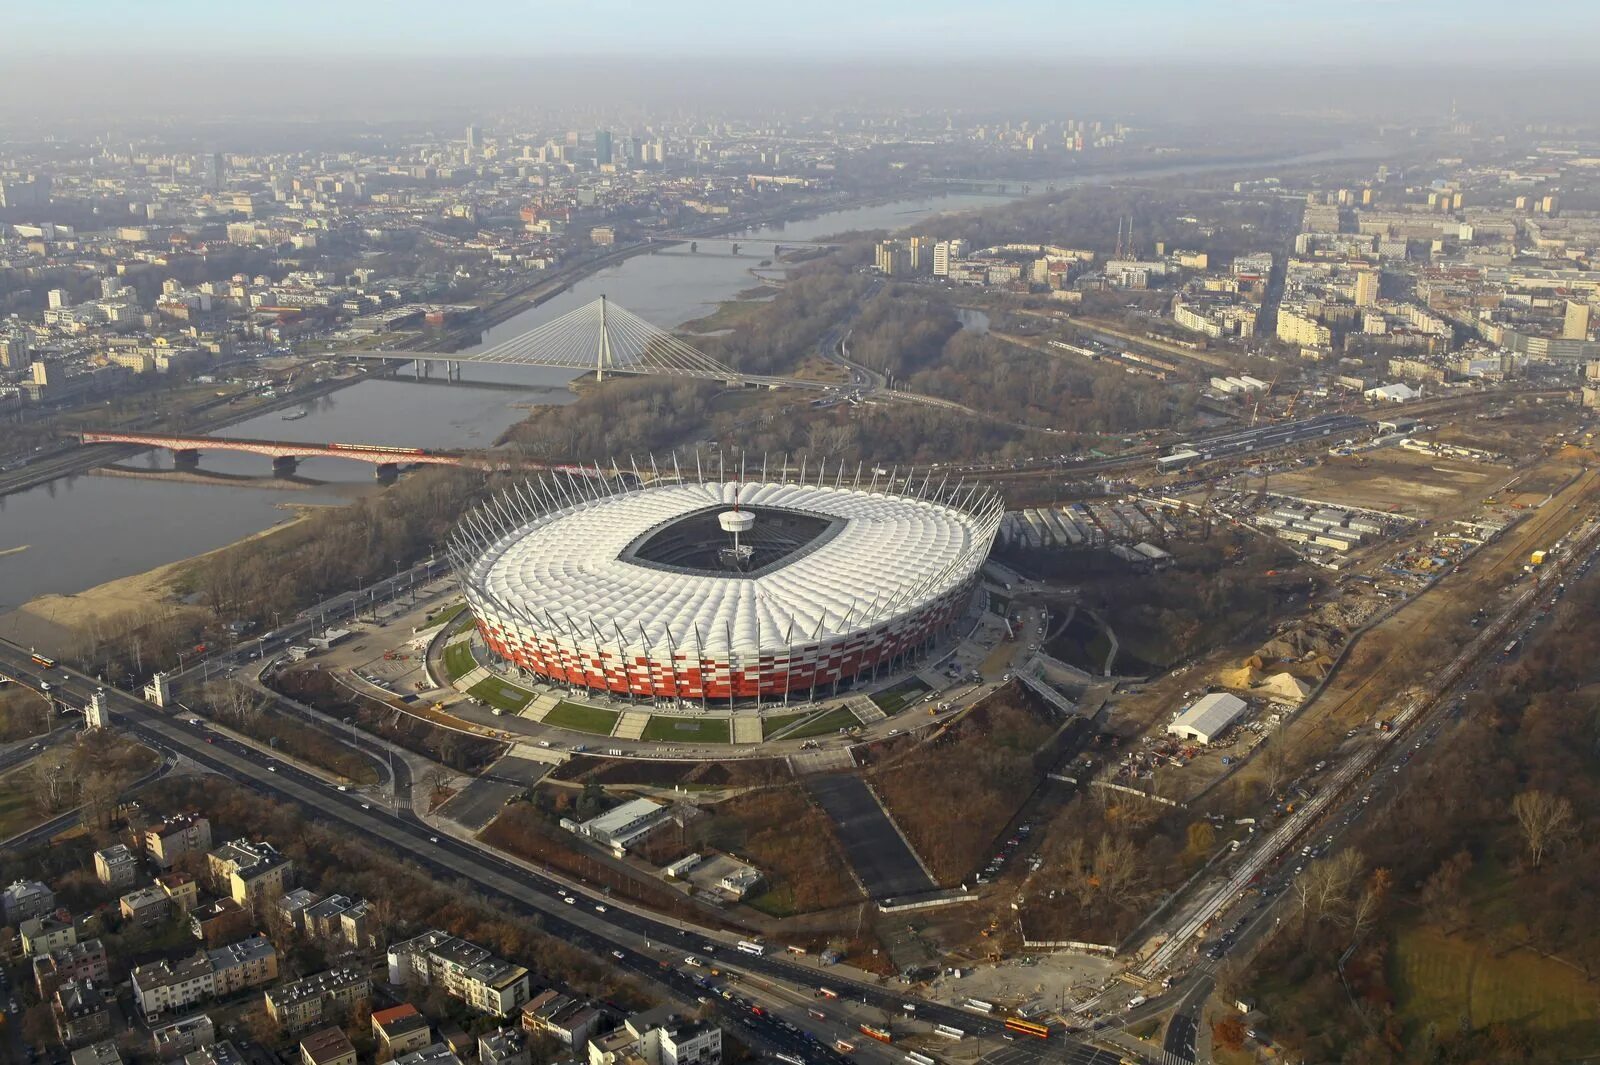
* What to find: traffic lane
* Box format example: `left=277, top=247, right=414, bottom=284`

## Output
left=1, top=647, right=1101, bottom=1057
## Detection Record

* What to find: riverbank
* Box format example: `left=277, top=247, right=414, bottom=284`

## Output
left=0, top=508, right=312, bottom=657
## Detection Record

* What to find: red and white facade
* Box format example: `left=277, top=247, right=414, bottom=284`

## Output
left=449, top=469, right=1002, bottom=705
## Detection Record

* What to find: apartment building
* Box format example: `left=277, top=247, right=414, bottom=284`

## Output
left=207, top=840, right=292, bottom=909
left=372, top=1004, right=433, bottom=1058
left=146, top=815, right=213, bottom=870
left=387, top=931, right=530, bottom=1017
left=93, top=845, right=139, bottom=890
left=264, top=968, right=370, bottom=1033
left=3, top=879, right=56, bottom=923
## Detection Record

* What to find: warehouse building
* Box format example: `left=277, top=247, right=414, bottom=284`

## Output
left=1167, top=693, right=1248, bottom=745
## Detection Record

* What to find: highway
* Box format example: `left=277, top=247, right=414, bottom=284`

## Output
left=0, top=640, right=1126, bottom=1065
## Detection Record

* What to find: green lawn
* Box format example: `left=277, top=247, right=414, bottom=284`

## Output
left=418, top=602, right=468, bottom=631
left=1391, top=924, right=1600, bottom=1052
left=870, top=677, right=932, bottom=715
left=542, top=701, right=620, bottom=735
left=467, top=676, right=534, bottom=713
left=442, top=641, right=477, bottom=682
left=640, top=716, right=731, bottom=744
left=784, top=706, right=862, bottom=739
left=0, top=768, right=47, bottom=842
left=761, top=711, right=813, bottom=739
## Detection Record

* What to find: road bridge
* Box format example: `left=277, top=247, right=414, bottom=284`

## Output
left=78, top=430, right=471, bottom=478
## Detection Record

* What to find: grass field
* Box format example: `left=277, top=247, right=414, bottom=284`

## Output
left=543, top=702, right=620, bottom=735
left=418, top=602, right=468, bottom=631
left=761, top=711, right=812, bottom=739
left=640, top=716, right=732, bottom=744
left=442, top=641, right=477, bottom=682
left=1391, top=924, right=1600, bottom=1051
left=785, top=705, right=861, bottom=739
left=0, top=767, right=46, bottom=842
left=467, top=676, right=534, bottom=713
left=870, top=676, right=932, bottom=715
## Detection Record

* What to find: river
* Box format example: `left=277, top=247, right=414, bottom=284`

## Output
left=0, top=192, right=1015, bottom=610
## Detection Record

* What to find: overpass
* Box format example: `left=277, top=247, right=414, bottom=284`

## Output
left=78, top=430, right=471, bottom=478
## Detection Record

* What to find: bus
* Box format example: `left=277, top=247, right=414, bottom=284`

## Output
left=735, top=940, right=766, bottom=956
left=817, top=987, right=839, bottom=1000
left=1504, top=639, right=1520, bottom=656
left=833, top=1040, right=856, bottom=1055
left=1004, top=1018, right=1051, bottom=1040
left=905, top=1053, right=936, bottom=1065
left=30, top=653, right=56, bottom=670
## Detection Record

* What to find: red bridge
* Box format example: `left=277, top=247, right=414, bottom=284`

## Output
left=80, top=430, right=470, bottom=476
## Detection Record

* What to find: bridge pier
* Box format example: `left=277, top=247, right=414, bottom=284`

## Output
left=374, top=463, right=399, bottom=483
left=271, top=455, right=299, bottom=477
left=172, top=449, right=200, bottom=470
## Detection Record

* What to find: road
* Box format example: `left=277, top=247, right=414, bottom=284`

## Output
left=0, top=640, right=1128, bottom=1065
left=1094, top=508, right=1600, bottom=1060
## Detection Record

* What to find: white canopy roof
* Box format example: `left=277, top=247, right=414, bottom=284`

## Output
left=468, top=481, right=993, bottom=653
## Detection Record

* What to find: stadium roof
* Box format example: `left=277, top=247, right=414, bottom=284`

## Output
left=463, top=479, right=997, bottom=652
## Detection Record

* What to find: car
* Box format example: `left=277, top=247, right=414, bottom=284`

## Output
left=595, top=904, right=607, bottom=913
left=267, top=765, right=277, bottom=772
left=336, top=785, right=349, bottom=792
left=360, top=803, right=371, bottom=810
left=429, top=836, right=440, bottom=843
left=563, top=897, right=576, bottom=905
left=611, top=950, right=625, bottom=960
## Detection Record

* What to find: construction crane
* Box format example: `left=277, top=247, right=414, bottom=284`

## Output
left=1284, top=388, right=1304, bottom=419
left=1249, top=364, right=1284, bottom=427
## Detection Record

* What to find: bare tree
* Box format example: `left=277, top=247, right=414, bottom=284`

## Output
left=30, top=748, right=78, bottom=813
left=1512, top=789, right=1575, bottom=868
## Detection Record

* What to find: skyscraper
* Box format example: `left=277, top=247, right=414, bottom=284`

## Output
left=466, top=125, right=482, bottom=149
left=594, top=129, right=613, bottom=166
left=1354, top=270, right=1379, bottom=308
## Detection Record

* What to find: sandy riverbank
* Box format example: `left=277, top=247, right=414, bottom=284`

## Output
left=0, top=508, right=313, bottom=656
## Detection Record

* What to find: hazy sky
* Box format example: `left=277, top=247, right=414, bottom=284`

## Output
left=12, top=0, right=1600, bottom=59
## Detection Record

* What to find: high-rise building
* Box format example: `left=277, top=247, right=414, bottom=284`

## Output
left=47, top=289, right=69, bottom=310
left=1353, top=270, right=1379, bottom=308
left=908, top=236, right=934, bottom=274
left=1564, top=300, right=1591, bottom=341
left=594, top=129, right=613, bottom=166
left=932, top=239, right=967, bottom=277
left=466, top=125, right=482, bottom=149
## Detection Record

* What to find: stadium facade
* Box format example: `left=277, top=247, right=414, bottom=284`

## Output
left=448, top=461, right=1002, bottom=706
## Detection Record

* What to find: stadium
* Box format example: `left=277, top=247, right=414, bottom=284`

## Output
left=447, top=462, right=1003, bottom=706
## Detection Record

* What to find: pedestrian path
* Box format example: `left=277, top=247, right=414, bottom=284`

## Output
left=455, top=665, right=493, bottom=691
left=613, top=710, right=650, bottom=740
left=521, top=693, right=560, bottom=721
left=847, top=695, right=885, bottom=723
left=731, top=716, right=763, bottom=744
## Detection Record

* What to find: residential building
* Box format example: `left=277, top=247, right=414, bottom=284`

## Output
left=184, top=1042, right=249, bottom=1065
left=207, top=936, right=278, bottom=997
left=207, top=840, right=292, bottom=909
left=151, top=1014, right=216, bottom=1060
left=132, top=956, right=215, bottom=1019
left=372, top=1003, right=432, bottom=1057
left=522, top=991, right=604, bottom=1050
left=3, top=879, right=56, bottom=923
left=338, top=900, right=375, bottom=951
left=592, top=1010, right=721, bottom=1065
left=69, top=1042, right=122, bottom=1065
left=159, top=873, right=200, bottom=915
left=1566, top=299, right=1592, bottom=340
left=265, top=968, right=370, bottom=1033
left=34, top=939, right=109, bottom=996
left=120, top=886, right=173, bottom=927
left=93, top=844, right=139, bottom=890
left=21, top=913, right=79, bottom=957
left=299, top=1027, right=357, bottom=1065
left=146, top=815, right=212, bottom=870
left=277, top=888, right=320, bottom=934
left=478, top=1028, right=530, bottom=1065
left=189, top=898, right=252, bottom=948
left=387, top=931, right=531, bottom=1017
left=1354, top=270, right=1379, bottom=308
left=54, top=980, right=113, bottom=1047
left=394, top=1045, right=461, bottom=1065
